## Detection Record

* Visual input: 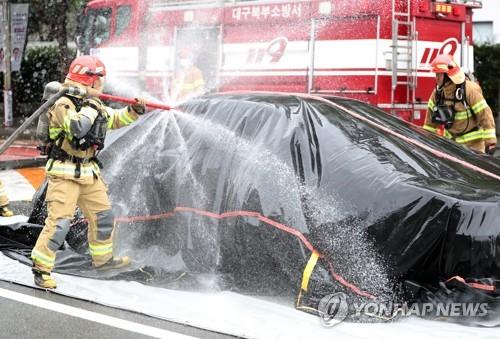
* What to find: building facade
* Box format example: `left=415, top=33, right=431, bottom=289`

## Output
left=473, top=0, right=500, bottom=44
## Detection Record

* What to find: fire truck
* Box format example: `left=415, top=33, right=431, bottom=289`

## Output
left=77, top=0, right=482, bottom=125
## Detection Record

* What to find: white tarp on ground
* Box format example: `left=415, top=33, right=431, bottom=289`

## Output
left=0, top=252, right=497, bottom=339
left=0, top=169, right=35, bottom=202
left=0, top=215, right=27, bottom=225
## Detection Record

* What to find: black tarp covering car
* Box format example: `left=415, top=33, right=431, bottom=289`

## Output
left=1, top=93, right=500, bottom=321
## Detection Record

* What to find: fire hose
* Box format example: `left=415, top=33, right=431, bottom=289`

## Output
left=99, top=93, right=172, bottom=111
left=0, top=81, right=171, bottom=156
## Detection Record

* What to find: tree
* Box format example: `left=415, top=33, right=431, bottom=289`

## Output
left=474, top=43, right=500, bottom=118
left=22, top=0, right=86, bottom=81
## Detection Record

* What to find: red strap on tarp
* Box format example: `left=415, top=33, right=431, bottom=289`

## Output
left=116, top=206, right=376, bottom=299
left=446, top=275, right=496, bottom=292
left=327, top=261, right=376, bottom=299
left=116, top=206, right=315, bottom=252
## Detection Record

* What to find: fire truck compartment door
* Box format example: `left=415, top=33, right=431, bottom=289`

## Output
left=173, top=26, right=222, bottom=91
left=414, top=18, right=469, bottom=101
left=312, top=15, right=379, bottom=93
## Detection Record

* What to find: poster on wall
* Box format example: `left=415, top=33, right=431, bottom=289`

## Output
left=0, top=3, right=29, bottom=72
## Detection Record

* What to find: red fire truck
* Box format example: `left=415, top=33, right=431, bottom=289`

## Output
left=77, top=0, right=482, bottom=125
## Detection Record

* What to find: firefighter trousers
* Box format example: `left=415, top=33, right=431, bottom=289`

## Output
left=0, top=180, right=8, bottom=207
left=31, top=175, right=116, bottom=273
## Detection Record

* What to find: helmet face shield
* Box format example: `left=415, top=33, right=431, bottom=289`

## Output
left=85, top=70, right=105, bottom=77
left=432, top=63, right=449, bottom=73
left=92, top=76, right=106, bottom=91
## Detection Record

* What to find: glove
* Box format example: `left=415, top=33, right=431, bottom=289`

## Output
left=485, top=144, right=496, bottom=155
left=130, top=97, right=146, bottom=115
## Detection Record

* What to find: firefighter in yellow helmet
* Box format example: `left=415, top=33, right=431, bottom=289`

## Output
left=0, top=179, right=14, bottom=217
left=423, top=54, right=496, bottom=154
left=170, top=48, right=205, bottom=103
left=31, top=55, right=146, bottom=289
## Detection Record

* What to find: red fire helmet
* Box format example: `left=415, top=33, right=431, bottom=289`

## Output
left=430, top=54, right=465, bottom=85
left=66, top=55, right=106, bottom=86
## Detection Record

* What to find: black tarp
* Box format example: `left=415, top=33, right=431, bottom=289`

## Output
left=1, top=93, right=500, bottom=321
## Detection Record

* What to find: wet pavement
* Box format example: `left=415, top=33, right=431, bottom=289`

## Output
left=0, top=280, right=235, bottom=339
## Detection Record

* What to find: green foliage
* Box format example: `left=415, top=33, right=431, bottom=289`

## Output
left=13, top=47, right=61, bottom=103
left=0, top=46, right=76, bottom=116
left=474, top=43, right=500, bottom=117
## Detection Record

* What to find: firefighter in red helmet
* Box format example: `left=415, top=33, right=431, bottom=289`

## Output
left=170, top=47, right=205, bottom=103
left=423, top=54, right=496, bottom=154
left=31, top=55, right=146, bottom=288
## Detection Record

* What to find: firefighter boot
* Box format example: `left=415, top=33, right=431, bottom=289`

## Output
left=0, top=205, right=14, bottom=217
left=95, top=256, right=131, bottom=271
left=33, top=270, right=57, bottom=289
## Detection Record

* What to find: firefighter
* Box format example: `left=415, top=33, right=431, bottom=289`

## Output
left=423, top=54, right=496, bottom=154
left=0, top=180, right=14, bottom=217
left=31, top=55, right=146, bottom=289
left=170, top=48, right=205, bottom=103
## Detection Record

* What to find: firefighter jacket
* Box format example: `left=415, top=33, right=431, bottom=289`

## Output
left=46, top=80, right=140, bottom=184
left=423, top=80, right=496, bottom=153
left=171, top=66, right=205, bottom=102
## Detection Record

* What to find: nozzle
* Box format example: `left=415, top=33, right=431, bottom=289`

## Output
left=43, top=81, right=89, bottom=99
left=67, top=86, right=87, bottom=97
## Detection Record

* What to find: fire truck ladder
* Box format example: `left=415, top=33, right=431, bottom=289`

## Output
left=390, top=0, right=417, bottom=117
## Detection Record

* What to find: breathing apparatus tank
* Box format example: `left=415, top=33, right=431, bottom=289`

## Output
left=36, top=81, right=62, bottom=155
